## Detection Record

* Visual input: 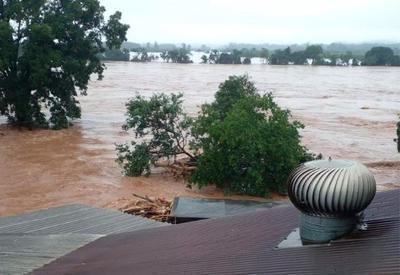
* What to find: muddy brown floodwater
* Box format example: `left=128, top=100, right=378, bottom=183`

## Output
left=0, top=63, right=399, bottom=216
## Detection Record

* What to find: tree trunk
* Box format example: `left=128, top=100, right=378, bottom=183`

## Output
left=13, top=89, right=32, bottom=126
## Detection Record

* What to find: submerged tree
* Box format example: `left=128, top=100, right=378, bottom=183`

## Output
left=0, top=0, right=129, bottom=129
left=363, top=47, right=398, bottom=66
left=116, top=93, right=195, bottom=176
left=208, top=50, right=219, bottom=64
left=117, top=75, right=317, bottom=196
left=166, top=48, right=192, bottom=63
left=242, top=57, right=251, bottom=64
left=189, top=75, right=315, bottom=195
left=200, top=54, right=208, bottom=64
left=270, top=47, right=291, bottom=65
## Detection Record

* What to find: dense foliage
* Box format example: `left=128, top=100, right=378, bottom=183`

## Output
left=270, top=45, right=333, bottom=65
left=268, top=45, right=400, bottom=66
left=363, top=47, right=400, bottom=66
left=200, top=55, right=208, bottom=64
left=117, top=75, right=317, bottom=196
left=0, top=0, right=129, bottom=128
left=160, top=47, right=192, bottom=63
left=189, top=76, right=315, bottom=195
left=116, top=93, right=195, bottom=176
left=131, top=49, right=156, bottom=62
left=100, top=49, right=130, bottom=61
left=270, top=47, right=292, bottom=65
left=242, top=57, right=251, bottom=64
left=111, top=42, right=399, bottom=66
left=202, top=50, right=243, bottom=64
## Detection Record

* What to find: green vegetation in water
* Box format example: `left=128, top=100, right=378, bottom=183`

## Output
left=116, top=75, right=320, bottom=196
left=363, top=47, right=400, bottom=66
left=101, top=41, right=400, bottom=66
left=99, top=49, right=130, bottom=62
left=269, top=45, right=357, bottom=65
left=116, top=93, right=195, bottom=176
left=0, top=0, right=129, bottom=129
left=159, top=46, right=192, bottom=63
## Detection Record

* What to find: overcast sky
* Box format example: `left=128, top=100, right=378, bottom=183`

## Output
left=100, top=0, right=400, bottom=44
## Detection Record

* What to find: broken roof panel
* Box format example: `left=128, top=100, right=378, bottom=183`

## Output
left=170, top=196, right=287, bottom=220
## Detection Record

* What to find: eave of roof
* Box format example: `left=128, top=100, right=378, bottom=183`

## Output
left=0, top=204, right=167, bottom=274
left=34, top=190, right=400, bottom=275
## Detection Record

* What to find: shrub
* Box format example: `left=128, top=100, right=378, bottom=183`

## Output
left=189, top=75, right=314, bottom=196
left=116, top=93, right=195, bottom=176
left=117, top=75, right=317, bottom=196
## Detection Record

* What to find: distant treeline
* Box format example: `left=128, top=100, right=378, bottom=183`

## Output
left=99, top=42, right=400, bottom=66
left=222, top=42, right=400, bottom=56
left=269, top=45, right=400, bottom=66
left=121, top=41, right=400, bottom=56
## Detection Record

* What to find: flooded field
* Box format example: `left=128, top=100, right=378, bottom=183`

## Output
left=0, top=62, right=399, bottom=216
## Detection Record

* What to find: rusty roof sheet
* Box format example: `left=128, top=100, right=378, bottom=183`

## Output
left=34, top=190, right=400, bottom=275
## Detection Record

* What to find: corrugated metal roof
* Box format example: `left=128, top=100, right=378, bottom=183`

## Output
left=0, top=204, right=166, bottom=235
left=0, top=234, right=101, bottom=275
left=0, top=204, right=167, bottom=275
left=34, top=190, right=400, bottom=275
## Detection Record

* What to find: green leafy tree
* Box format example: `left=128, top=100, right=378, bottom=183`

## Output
left=195, top=75, right=257, bottom=122
left=270, top=47, right=291, bottom=65
left=200, top=54, right=208, bottom=64
left=117, top=75, right=317, bottom=197
left=160, top=51, right=169, bottom=62
left=232, top=49, right=242, bottom=64
left=212, top=50, right=243, bottom=64
left=391, top=55, right=400, bottom=66
left=166, top=48, right=192, bottom=63
left=291, top=51, right=306, bottom=65
left=208, top=50, right=219, bottom=64
left=304, top=45, right=323, bottom=59
left=242, top=57, right=251, bottom=64
left=363, top=47, right=396, bottom=66
left=0, top=0, right=129, bottom=129
left=116, top=93, right=195, bottom=176
left=190, top=75, right=314, bottom=196
left=217, top=53, right=235, bottom=64
left=132, top=48, right=153, bottom=62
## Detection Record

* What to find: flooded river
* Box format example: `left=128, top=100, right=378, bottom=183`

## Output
left=0, top=62, right=399, bottom=216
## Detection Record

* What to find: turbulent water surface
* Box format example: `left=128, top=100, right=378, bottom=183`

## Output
left=1, top=62, right=399, bottom=216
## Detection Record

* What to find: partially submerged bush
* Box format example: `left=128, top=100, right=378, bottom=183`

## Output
left=116, top=93, right=195, bottom=176
left=117, top=75, right=317, bottom=196
left=189, top=75, right=314, bottom=196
